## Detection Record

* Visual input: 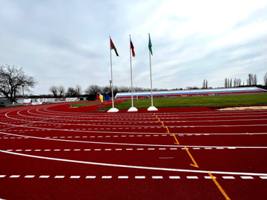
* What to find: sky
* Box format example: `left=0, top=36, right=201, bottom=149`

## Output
left=0, top=0, right=267, bottom=94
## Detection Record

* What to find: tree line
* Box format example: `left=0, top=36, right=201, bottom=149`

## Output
left=48, top=85, right=153, bottom=98
left=224, top=73, right=258, bottom=88
left=1, top=64, right=267, bottom=103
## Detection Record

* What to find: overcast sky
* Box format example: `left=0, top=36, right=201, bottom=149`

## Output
left=0, top=0, right=267, bottom=94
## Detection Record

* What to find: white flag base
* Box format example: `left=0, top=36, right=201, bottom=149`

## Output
left=147, top=106, right=158, bottom=111
left=128, top=106, right=138, bottom=112
left=107, top=107, right=119, bottom=113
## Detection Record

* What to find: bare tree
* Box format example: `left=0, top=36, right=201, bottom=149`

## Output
left=224, top=78, right=228, bottom=88
left=247, top=74, right=253, bottom=86
left=0, top=65, right=35, bottom=103
left=49, top=86, right=58, bottom=97
left=102, top=86, right=111, bottom=95
left=58, top=86, right=65, bottom=97
left=75, top=85, right=82, bottom=96
left=66, top=87, right=77, bottom=97
left=85, top=85, right=102, bottom=96
left=253, top=74, right=257, bottom=85
left=202, top=79, right=208, bottom=89
left=264, top=72, right=267, bottom=86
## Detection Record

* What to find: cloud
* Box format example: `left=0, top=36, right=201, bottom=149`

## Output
left=0, top=0, right=267, bottom=94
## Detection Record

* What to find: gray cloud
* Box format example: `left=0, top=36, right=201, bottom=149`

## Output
left=0, top=0, right=267, bottom=94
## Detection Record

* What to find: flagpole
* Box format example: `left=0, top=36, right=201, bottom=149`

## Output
left=130, top=35, right=134, bottom=108
left=110, top=46, right=115, bottom=109
left=128, top=35, right=138, bottom=112
left=149, top=50, right=153, bottom=107
left=147, top=33, right=158, bottom=111
left=108, top=37, right=119, bottom=113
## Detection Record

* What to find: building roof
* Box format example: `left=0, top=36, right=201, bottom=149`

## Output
left=115, top=87, right=267, bottom=98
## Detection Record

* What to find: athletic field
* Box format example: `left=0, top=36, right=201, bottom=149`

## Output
left=1, top=98, right=267, bottom=199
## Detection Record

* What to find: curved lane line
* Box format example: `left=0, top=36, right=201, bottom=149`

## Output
left=1, top=131, right=267, bottom=149
left=1, top=149, right=267, bottom=176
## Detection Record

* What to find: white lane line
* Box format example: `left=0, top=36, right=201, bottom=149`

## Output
left=227, top=147, right=237, bottom=150
left=0, top=175, right=6, bottom=178
left=54, top=175, right=65, bottom=179
left=34, top=149, right=41, bottom=152
left=85, top=176, right=96, bottom=179
left=9, top=175, right=20, bottom=178
left=118, top=176, right=129, bottom=179
left=204, top=147, right=212, bottom=150
left=135, top=176, right=146, bottom=179
left=240, top=176, right=254, bottom=179
left=104, top=148, right=112, bottom=151
left=148, top=148, right=155, bottom=151
left=152, top=176, right=163, bottom=179
left=44, top=149, right=51, bottom=152
left=84, top=149, right=91, bottom=151
left=94, top=149, right=101, bottom=151
left=136, top=148, right=144, bottom=151
left=54, top=149, right=61, bottom=152
left=102, top=176, right=112, bottom=179
left=169, top=176, right=180, bottom=179
left=2, top=130, right=267, bottom=150
left=74, top=149, right=81, bottom=151
left=170, top=148, right=177, bottom=150
left=126, top=148, right=133, bottom=151
left=260, top=176, right=267, bottom=179
left=204, top=176, right=214, bottom=179
left=186, top=176, right=199, bottom=179
left=24, top=175, right=35, bottom=178
left=39, top=175, right=50, bottom=179
left=64, top=149, right=71, bottom=151
left=115, top=148, right=122, bottom=151
left=222, top=176, right=235, bottom=179
left=70, top=175, right=81, bottom=179
left=2, top=149, right=267, bottom=177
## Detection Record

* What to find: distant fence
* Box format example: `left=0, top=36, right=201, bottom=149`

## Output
left=16, top=97, right=80, bottom=105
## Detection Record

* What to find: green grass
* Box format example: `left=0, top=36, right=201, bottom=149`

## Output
left=70, top=101, right=99, bottom=108
left=113, top=93, right=267, bottom=110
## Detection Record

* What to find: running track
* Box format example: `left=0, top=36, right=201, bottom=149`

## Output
left=1, top=103, right=267, bottom=199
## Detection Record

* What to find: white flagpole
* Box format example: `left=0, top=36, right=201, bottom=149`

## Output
left=149, top=50, right=153, bottom=106
left=110, top=47, right=115, bottom=109
left=108, top=37, right=119, bottom=112
left=147, top=33, right=158, bottom=111
left=128, top=34, right=138, bottom=112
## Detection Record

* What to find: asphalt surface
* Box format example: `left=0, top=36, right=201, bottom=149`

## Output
left=1, top=103, right=267, bottom=199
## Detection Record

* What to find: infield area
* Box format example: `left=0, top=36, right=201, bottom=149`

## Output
left=1, top=101, right=267, bottom=199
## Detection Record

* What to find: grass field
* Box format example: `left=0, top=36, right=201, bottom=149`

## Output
left=113, top=93, right=267, bottom=110
left=70, top=101, right=100, bottom=108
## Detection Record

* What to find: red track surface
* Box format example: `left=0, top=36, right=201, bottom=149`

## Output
left=1, top=103, right=267, bottom=199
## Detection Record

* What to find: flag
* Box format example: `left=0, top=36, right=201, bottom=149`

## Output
left=148, top=33, right=153, bottom=55
left=130, top=39, right=135, bottom=57
left=110, top=37, right=119, bottom=56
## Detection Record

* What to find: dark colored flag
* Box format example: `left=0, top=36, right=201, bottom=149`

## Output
left=130, top=39, right=135, bottom=57
left=148, top=33, right=153, bottom=55
left=110, top=37, right=119, bottom=56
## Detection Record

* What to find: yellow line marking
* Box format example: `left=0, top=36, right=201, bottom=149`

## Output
left=183, top=147, right=199, bottom=168
left=165, top=126, right=170, bottom=133
left=208, top=173, right=231, bottom=200
left=172, top=134, right=180, bottom=144
left=156, top=113, right=230, bottom=199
